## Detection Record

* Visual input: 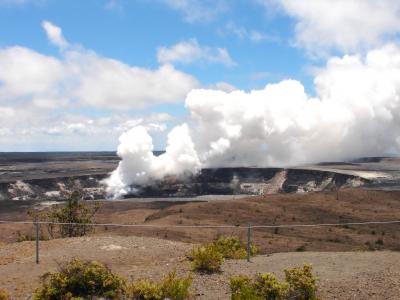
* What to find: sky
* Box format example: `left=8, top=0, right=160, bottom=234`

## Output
left=1, top=0, right=400, bottom=152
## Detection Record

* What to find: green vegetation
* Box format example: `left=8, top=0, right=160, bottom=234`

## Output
left=130, top=270, right=191, bottom=300
left=189, top=244, right=224, bottom=273
left=231, top=275, right=261, bottom=300
left=295, top=245, right=306, bottom=252
left=16, top=231, right=35, bottom=242
left=29, top=189, right=100, bottom=239
left=130, top=279, right=163, bottom=300
left=32, top=259, right=127, bottom=300
left=285, top=264, right=319, bottom=300
left=32, top=258, right=191, bottom=300
left=214, top=236, right=257, bottom=259
left=0, top=289, right=10, bottom=300
left=188, top=236, right=258, bottom=273
left=231, top=273, right=288, bottom=300
left=230, top=264, right=319, bottom=300
left=16, top=230, right=49, bottom=242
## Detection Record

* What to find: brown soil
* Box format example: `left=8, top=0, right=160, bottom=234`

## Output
left=0, top=236, right=400, bottom=299
left=94, top=189, right=400, bottom=253
left=1, top=188, right=400, bottom=298
left=2, top=189, right=400, bottom=252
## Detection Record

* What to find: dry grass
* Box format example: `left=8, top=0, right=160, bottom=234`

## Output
left=1, top=189, right=400, bottom=253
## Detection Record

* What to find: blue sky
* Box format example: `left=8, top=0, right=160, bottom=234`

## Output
left=0, top=0, right=308, bottom=88
left=1, top=0, right=400, bottom=151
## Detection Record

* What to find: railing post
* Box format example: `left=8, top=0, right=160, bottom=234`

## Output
left=35, top=217, right=39, bottom=264
left=247, top=224, right=252, bottom=262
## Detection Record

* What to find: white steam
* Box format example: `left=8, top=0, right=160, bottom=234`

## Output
left=106, top=44, right=400, bottom=198
left=105, top=124, right=200, bottom=198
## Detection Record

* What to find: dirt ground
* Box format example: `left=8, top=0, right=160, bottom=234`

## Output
left=1, top=188, right=400, bottom=299
left=3, top=188, right=399, bottom=252
left=0, top=236, right=400, bottom=299
left=95, top=189, right=400, bottom=253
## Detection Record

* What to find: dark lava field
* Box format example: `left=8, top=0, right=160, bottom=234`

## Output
left=0, top=152, right=400, bottom=202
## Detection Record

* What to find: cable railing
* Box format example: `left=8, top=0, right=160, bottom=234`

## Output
left=1, top=219, right=400, bottom=228
left=1, top=218, right=399, bottom=264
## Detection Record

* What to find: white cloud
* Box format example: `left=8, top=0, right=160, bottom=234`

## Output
left=0, top=21, right=199, bottom=150
left=42, top=20, right=69, bottom=48
left=0, top=106, right=174, bottom=150
left=158, top=0, right=228, bottom=23
left=70, top=51, right=199, bottom=109
left=0, top=46, right=65, bottom=102
left=0, top=106, right=14, bottom=117
left=157, top=39, right=235, bottom=66
left=0, top=22, right=199, bottom=111
left=260, top=0, right=400, bottom=54
left=225, top=22, right=273, bottom=43
left=209, top=81, right=237, bottom=92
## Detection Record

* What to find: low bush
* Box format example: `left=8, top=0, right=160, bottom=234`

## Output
left=32, top=259, right=127, bottom=300
left=16, top=231, right=49, bottom=242
left=231, top=273, right=288, bottom=300
left=214, top=236, right=257, bottom=259
left=230, top=264, right=319, bottom=300
left=285, top=264, right=319, bottom=300
left=32, top=258, right=191, bottom=300
left=189, top=244, right=224, bottom=273
left=254, top=273, right=289, bottom=300
left=129, top=270, right=191, bottom=300
left=130, top=279, right=163, bottom=300
left=0, top=289, right=10, bottom=300
left=295, top=245, right=306, bottom=252
left=230, top=275, right=262, bottom=300
left=160, top=269, right=192, bottom=300
left=16, top=231, right=35, bottom=242
left=28, top=188, right=100, bottom=239
left=187, top=236, right=258, bottom=273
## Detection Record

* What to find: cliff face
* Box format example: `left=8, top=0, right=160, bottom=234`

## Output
left=4, top=153, right=400, bottom=201
left=133, top=167, right=367, bottom=198
left=0, top=175, right=107, bottom=201
left=0, top=167, right=367, bottom=201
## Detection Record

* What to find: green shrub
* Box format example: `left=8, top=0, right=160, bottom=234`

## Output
left=285, top=264, right=319, bottom=300
left=16, top=231, right=35, bottom=242
left=130, top=279, right=163, bottom=300
left=16, top=230, right=49, bottom=242
left=28, top=189, right=100, bottom=239
left=129, top=270, right=191, bottom=300
left=295, top=245, right=306, bottom=252
left=214, top=236, right=257, bottom=259
left=189, top=244, right=224, bottom=273
left=32, top=259, right=127, bottom=300
left=187, top=236, right=257, bottom=262
left=229, top=264, right=318, bottom=300
left=160, top=270, right=191, bottom=300
left=254, top=273, right=288, bottom=300
left=230, top=273, right=288, bottom=300
left=0, top=289, right=10, bottom=300
left=230, top=275, right=262, bottom=300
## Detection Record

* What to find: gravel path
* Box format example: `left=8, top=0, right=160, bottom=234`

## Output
left=0, top=236, right=399, bottom=299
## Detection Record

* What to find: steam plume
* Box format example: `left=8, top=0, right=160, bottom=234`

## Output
left=105, top=45, right=400, bottom=198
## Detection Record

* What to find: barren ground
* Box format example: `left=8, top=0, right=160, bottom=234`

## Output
left=1, top=189, right=400, bottom=299
left=0, top=236, right=400, bottom=299
left=3, top=189, right=400, bottom=252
